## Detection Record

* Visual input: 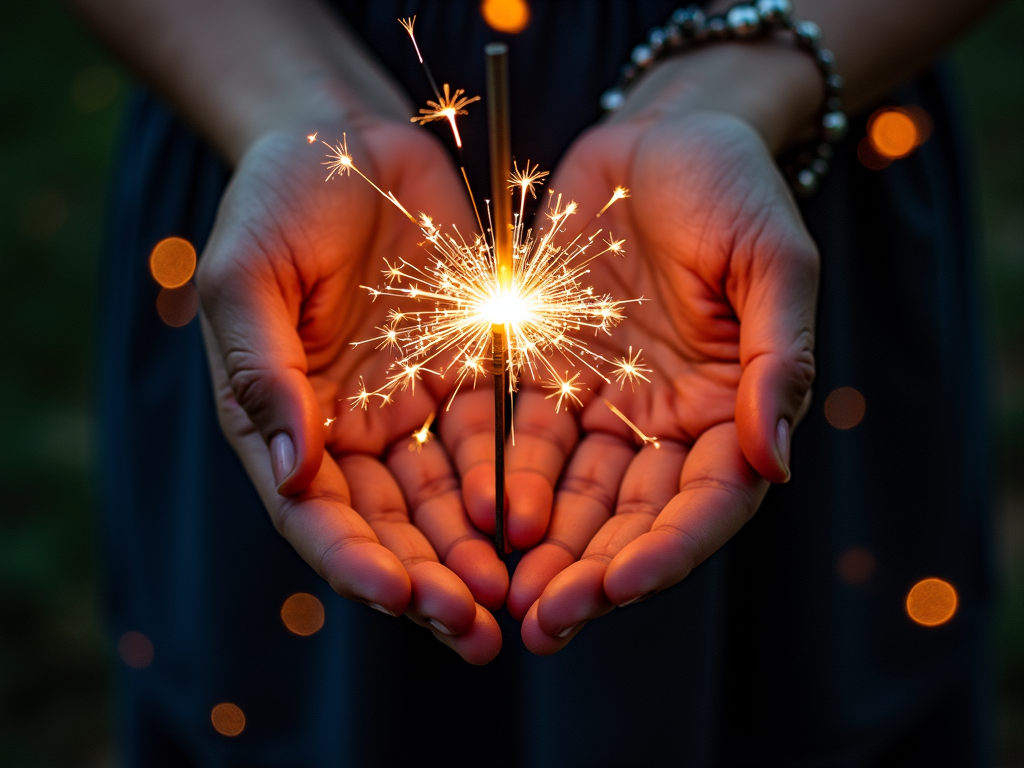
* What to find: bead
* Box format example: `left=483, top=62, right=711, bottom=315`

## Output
left=821, top=111, right=848, bottom=142
left=664, top=22, right=684, bottom=47
left=756, top=0, right=792, bottom=24
left=816, top=48, right=836, bottom=72
left=793, top=168, right=819, bottom=196
left=811, top=158, right=829, bottom=176
left=600, top=88, right=625, bottom=111
left=631, top=43, right=655, bottom=68
left=825, top=73, right=845, bottom=94
left=794, top=20, right=821, bottom=47
left=825, top=96, right=843, bottom=113
left=727, top=5, right=761, bottom=37
left=816, top=143, right=835, bottom=160
left=707, top=15, right=728, bottom=37
left=648, top=27, right=666, bottom=55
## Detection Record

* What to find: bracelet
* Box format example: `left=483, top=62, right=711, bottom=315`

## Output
left=600, top=1, right=847, bottom=197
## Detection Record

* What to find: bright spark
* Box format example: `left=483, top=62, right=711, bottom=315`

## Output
left=612, top=346, right=651, bottom=391
left=604, top=399, right=660, bottom=448
left=596, top=186, right=630, bottom=217
left=411, top=83, right=480, bottom=148
left=398, top=16, right=424, bottom=63
left=307, top=131, right=318, bottom=144
left=508, top=159, right=549, bottom=199
left=409, top=411, right=436, bottom=452
left=327, top=144, right=642, bottom=410
left=545, top=372, right=584, bottom=414
left=324, top=416, right=336, bottom=427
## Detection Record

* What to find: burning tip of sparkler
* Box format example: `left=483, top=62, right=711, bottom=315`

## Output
left=307, top=131, right=318, bottom=144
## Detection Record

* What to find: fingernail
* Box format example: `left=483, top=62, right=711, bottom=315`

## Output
left=618, top=590, right=657, bottom=608
left=556, top=623, right=580, bottom=638
left=429, top=619, right=454, bottom=636
left=775, top=419, right=791, bottom=483
left=271, top=432, right=295, bottom=488
left=367, top=602, right=395, bottom=617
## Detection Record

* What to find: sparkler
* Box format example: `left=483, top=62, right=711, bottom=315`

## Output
left=318, top=22, right=645, bottom=554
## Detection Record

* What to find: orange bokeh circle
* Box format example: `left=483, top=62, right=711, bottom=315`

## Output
left=149, top=236, right=196, bottom=288
left=481, top=0, right=530, bottom=33
left=824, top=387, right=866, bottom=430
left=870, top=110, right=918, bottom=158
left=280, top=592, right=325, bottom=636
left=906, top=578, right=958, bottom=626
left=211, top=702, right=246, bottom=737
left=156, top=283, right=199, bottom=327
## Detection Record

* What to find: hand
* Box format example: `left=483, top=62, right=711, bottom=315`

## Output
left=502, top=110, right=819, bottom=651
left=196, top=120, right=507, bottom=664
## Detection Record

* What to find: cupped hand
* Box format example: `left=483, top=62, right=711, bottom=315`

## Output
left=490, top=112, right=820, bottom=651
left=196, top=120, right=507, bottom=664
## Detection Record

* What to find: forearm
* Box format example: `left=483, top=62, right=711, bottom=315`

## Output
left=71, top=0, right=411, bottom=164
left=620, top=0, right=999, bottom=154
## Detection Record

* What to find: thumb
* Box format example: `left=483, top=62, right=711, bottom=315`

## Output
left=197, top=232, right=324, bottom=497
left=733, top=233, right=819, bottom=484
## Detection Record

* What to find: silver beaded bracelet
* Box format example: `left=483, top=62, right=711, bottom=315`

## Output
left=600, top=1, right=847, bottom=196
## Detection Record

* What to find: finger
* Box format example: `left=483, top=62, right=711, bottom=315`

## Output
left=732, top=218, right=819, bottom=483
left=521, top=598, right=584, bottom=656
left=507, top=431, right=634, bottom=621
left=530, top=442, right=687, bottom=641
left=439, top=388, right=502, bottom=536
left=338, top=455, right=477, bottom=639
left=387, top=438, right=509, bottom=611
left=197, top=235, right=323, bottom=497
left=503, top=388, right=580, bottom=549
left=423, top=602, right=502, bottom=666
left=604, top=422, right=769, bottom=606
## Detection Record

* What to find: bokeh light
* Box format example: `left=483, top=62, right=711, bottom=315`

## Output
left=280, top=592, right=325, bottom=636
left=837, top=547, right=875, bottom=585
left=211, top=703, right=246, bottom=736
left=149, top=236, right=196, bottom=289
left=857, top=137, right=892, bottom=171
left=906, top=578, right=958, bottom=626
left=870, top=109, right=918, bottom=158
left=156, top=283, right=199, bottom=327
left=481, top=0, right=530, bottom=33
left=824, top=386, right=866, bottom=430
left=117, top=630, right=153, bottom=669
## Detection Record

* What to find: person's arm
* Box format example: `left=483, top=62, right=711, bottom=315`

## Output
left=71, top=0, right=410, bottom=164
left=485, top=0, right=999, bottom=649
left=74, top=0, right=508, bottom=663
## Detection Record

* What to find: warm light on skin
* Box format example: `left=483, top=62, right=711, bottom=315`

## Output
left=906, top=578, right=958, bottom=626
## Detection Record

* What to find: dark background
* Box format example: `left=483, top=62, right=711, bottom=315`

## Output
left=1, top=1, right=1021, bottom=765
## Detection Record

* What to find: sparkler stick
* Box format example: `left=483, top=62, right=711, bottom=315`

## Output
left=485, top=42, right=512, bottom=557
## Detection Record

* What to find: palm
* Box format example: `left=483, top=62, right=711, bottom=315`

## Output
left=198, top=121, right=506, bottom=663
left=447, top=113, right=819, bottom=650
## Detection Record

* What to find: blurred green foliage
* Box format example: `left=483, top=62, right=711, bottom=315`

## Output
left=0, top=1, right=1021, bottom=765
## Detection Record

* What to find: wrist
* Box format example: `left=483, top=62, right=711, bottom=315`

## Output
left=608, top=41, right=823, bottom=155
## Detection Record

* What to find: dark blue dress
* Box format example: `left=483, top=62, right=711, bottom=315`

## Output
left=98, top=2, right=994, bottom=765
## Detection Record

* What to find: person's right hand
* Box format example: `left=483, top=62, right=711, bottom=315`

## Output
left=196, top=119, right=507, bottom=664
